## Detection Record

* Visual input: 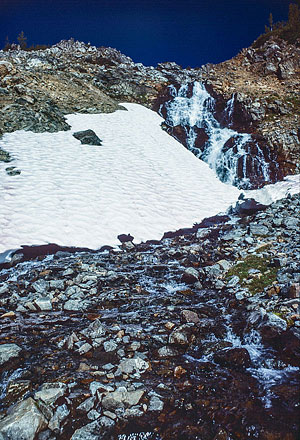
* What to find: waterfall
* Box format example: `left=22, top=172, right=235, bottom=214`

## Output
left=163, top=82, right=276, bottom=189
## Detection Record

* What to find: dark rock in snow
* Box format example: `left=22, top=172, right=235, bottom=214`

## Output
left=73, top=130, right=102, bottom=146
left=117, top=233, right=134, bottom=243
left=233, top=198, right=268, bottom=216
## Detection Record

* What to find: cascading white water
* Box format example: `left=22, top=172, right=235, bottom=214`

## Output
left=164, top=82, right=273, bottom=189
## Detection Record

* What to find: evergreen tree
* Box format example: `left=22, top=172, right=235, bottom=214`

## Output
left=3, top=36, right=11, bottom=51
left=268, top=13, right=273, bottom=31
left=17, top=31, right=27, bottom=50
left=288, top=3, right=300, bottom=29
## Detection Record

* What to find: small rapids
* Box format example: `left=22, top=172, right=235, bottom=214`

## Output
left=0, top=224, right=299, bottom=438
left=163, top=82, right=278, bottom=189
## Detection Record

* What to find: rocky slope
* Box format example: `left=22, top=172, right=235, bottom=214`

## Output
left=0, top=36, right=299, bottom=182
left=0, top=194, right=299, bottom=439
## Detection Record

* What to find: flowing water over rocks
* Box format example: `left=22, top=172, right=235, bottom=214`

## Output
left=161, top=82, right=281, bottom=189
left=0, top=194, right=299, bottom=439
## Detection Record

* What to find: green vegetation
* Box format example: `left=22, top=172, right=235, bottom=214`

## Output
left=226, top=255, right=278, bottom=295
left=253, top=2, right=300, bottom=48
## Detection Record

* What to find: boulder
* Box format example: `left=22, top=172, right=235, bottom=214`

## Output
left=35, top=383, right=67, bottom=405
left=71, top=417, right=115, bottom=440
left=118, top=358, right=149, bottom=375
left=214, top=348, right=252, bottom=369
left=73, top=130, right=102, bottom=146
left=117, top=233, right=134, bottom=243
left=169, top=324, right=195, bottom=346
left=181, top=267, right=199, bottom=284
left=102, top=387, right=144, bottom=410
left=0, top=397, right=47, bottom=440
left=0, top=343, right=22, bottom=366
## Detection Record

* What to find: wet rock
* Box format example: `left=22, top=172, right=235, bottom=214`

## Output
left=182, top=309, right=200, bottom=324
left=0, top=397, right=47, bottom=440
left=0, top=343, right=22, bottom=366
left=72, top=129, right=102, bottom=146
left=181, top=267, right=200, bottom=284
left=81, top=319, right=106, bottom=339
left=6, top=380, right=32, bottom=404
left=258, top=313, right=288, bottom=339
left=5, top=166, right=21, bottom=176
left=214, top=348, right=252, bottom=369
left=157, top=346, right=180, bottom=358
left=169, top=324, right=195, bottom=346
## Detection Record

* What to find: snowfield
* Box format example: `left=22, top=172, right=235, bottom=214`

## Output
left=0, top=103, right=299, bottom=258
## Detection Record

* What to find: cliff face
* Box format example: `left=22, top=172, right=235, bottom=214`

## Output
left=0, top=37, right=299, bottom=181
left=201, top=37, right=300, bottom=177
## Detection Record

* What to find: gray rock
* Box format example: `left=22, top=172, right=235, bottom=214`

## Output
left=102, top=387, right=144, bottom=410
left=48, top=404, right=70, bottom=432
left=283, top=217, right=299, bottom=229
left=205, top=264, right=222, bottom=278
left=90, top=381, right=113, bottom=396
left=217, top=259, right=231, bottom=271
left=77, top=397, right=96, bottom=413
left=35, top=383, right=67, bottom=405
left=0, top=397, right=47, bottom=440
left=63, top=300, right=82, bottom=311
left=0, top=343, right=22, bottom=366
left=0, top=283, right=9, bottom=294
left=227, top=276, right=240, bottom=288
left=118, top=358, right=149, bottom=375
left=181, top=267, right=199, bottom=284
left=249, top=224, right=269, bottom=236
left=168, top=324, right=194, bottom=346
left=50, top=280, right=65, bottom=290
left=182, top=309, right=200, bottom=324
left=103, top=340, right=118, bottom=352
left=87, top=410, right=101, bottom=420
left=259, top=313, right=288, bottom=339
left=73, top=130, right=102, bottom=146
left=148, top=395, right=164, bottom=411
left=78, top=343, right=92, bottom=355
left=157, top=346, right=180, bottom=358
left=81, top=319, right=106, bottom=339
left=71, top=417, right=115, bottom=440
left=32, top=279, right=49, bottom=295
left=34, top=298, right=52, bottom=311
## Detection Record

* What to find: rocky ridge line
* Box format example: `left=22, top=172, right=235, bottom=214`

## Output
left=0, top=36, right=299, bottom=181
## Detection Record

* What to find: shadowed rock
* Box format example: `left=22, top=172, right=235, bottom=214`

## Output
left=73, top=129, right=102, bottom=145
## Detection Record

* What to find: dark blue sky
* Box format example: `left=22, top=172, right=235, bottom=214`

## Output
left=1, top=0, right=292, bottom=67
